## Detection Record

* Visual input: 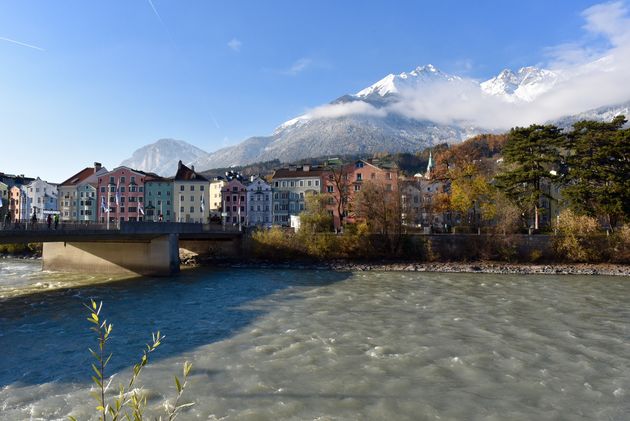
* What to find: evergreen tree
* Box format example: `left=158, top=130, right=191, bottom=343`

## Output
left=496, top=124, right=564, bottom=230
left=562, top=115, right=630, bottom=228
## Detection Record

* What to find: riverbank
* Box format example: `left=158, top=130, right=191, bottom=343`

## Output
left=183, top=256, right=630, bottom=276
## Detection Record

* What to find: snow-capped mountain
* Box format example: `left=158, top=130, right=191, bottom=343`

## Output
left=120, top=138, right=211, bottom=176
left=123, top=64, right=629, bottom=173
left=355, top=64, right=461, bottom=98
left=480, top=66, right=559, bottom=102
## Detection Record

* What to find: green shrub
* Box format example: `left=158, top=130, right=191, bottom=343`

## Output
left=553, top=210, right=602, bottom=262
left=69, top=301, right=193, bottom=421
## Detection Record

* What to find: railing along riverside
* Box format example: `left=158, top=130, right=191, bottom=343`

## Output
left=0, top=220, right=241, bottom=234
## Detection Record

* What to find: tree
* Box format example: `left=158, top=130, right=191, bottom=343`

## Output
left=299, top=193, right=333, bottom=233
left=495, top=124, right=564, bottom=230
left=354, top=180, right=403, bottom=253
left=562, top=115, right=630, bottom=228
left=323, top=162, right=352, bottom=230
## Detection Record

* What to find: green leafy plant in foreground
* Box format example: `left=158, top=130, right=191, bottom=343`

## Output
left=69, top=300, right=193, bottom=421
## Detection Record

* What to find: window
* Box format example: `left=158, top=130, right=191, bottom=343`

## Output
left=274, top=181, right=279, bottom=187
left=307, top=180, right=312, bottom=187
left=299, top=180, right=304, bottom=187
left=180, top=195, right=184, bottom=202
left=130, top=176, right=135, bottom=184
left=109, top=176, right=115, bottom=184
left=200, top=185, right=204, bottom=191
left=180, top=185, right=185, bottom=191
left=190, top=206, right=195, bottom=213
left=356, top=161, right=364, bottom=168
left=120, top=186, right=125, bottom=193
left=190, top=185, right=195, bottom=191
left=315, top=180, right=319, bottom=186
left=327, top=186, right=334, bottom=193
left=356, top=173, right=362, bottom=181
left=354, top=185, right=361, bottom=191
left=290, top=181, right=294, bottom=187
left=120, top=176, right=125, bottom=184
left=190, top=196, right=194, bottom=202
left=180, top=206, right=184, bottom=212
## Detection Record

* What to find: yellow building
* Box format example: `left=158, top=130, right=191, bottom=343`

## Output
left=172, top=161, right=210, bottom=223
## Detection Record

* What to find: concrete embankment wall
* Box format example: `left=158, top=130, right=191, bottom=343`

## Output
left=43, top=234, right=179, bottom=276
left=413, top=234, right=555, bottom=262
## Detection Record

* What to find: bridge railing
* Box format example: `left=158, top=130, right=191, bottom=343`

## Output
left=0, top=220, right=242, bottom=234
left=0, top=221, right=109, bottom=232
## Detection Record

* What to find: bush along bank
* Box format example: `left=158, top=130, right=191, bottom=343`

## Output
left=0, top=243, right=42, bottom=258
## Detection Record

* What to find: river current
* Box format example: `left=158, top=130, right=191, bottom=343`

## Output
left=1, top=258, right=630, bottom=420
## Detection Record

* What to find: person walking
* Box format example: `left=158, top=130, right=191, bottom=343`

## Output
left=54, top=213, right=59, bottom=230
left=31, top=212, right=37, bottom=229
left=47, top=214, right=52, bottom=229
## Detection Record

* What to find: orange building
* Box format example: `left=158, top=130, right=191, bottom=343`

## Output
left=324, top=159, right=398, bottom=230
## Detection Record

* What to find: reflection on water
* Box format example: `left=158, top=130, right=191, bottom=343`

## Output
left=1, top=259, right=630, bottom=420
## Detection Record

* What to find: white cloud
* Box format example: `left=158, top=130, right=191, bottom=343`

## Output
left=307, top=1, right=630, bottom=130
left=307, top=101, right=387, bottom=119
left=227, top=38, right=242, bottom=52
left=282, top=58, right=313, bottom=75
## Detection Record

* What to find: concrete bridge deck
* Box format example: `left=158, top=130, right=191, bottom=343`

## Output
left=0, top=222, right=242, bottom=244
left=0, top=222, right=243, bottom=276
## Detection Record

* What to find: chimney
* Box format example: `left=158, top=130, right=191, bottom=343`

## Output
left=178, top=160, right=183, bottom=170
left=191, top=165, right=195, bottom=172
left=303, top=164, right=310, bottom=172
left=94, top=162, right=102, bottom=173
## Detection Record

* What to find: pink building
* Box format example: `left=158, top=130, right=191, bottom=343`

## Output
left=97, top=167, right=146, bottom=223
left=221, top=178, right=248, bottom=227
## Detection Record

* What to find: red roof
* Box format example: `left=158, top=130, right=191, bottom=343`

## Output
left=59, top=167, right=95, bottom=187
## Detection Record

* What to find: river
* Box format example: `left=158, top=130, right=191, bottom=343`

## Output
left=1, top=258, right=629, bottom=420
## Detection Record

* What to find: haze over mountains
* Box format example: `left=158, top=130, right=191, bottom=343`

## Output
left=121, top=64, right=630, bottom=176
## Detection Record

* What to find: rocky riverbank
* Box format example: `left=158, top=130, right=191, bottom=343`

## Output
left=181, top=255, right=630, bottom=277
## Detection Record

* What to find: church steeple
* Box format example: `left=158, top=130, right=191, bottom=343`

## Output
left=425, top=151, right=434, bottom=179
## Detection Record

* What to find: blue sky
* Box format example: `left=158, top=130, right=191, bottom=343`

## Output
left=0, top=0, right=616, bottom=181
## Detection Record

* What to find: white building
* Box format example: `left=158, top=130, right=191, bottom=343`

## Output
left=25, top=178, right=58, bottom=221
left=246, top=176, right=272, bottom=227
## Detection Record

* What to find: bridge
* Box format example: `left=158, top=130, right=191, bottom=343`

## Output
left=0, top=222, right=243, bottom=276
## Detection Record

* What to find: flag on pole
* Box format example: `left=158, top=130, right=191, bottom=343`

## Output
left=101, top=196, right=109, bottom=213
left=139, top=206, right=144, bottom=215
left=200, top=195, right=205, bottom=213
left=115, top=182, right=121, bottom=206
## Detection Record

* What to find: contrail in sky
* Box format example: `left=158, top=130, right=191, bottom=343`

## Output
left=0, top=36, right=44, bottom=51
left=147, top=0, right=165, bottom=25
left=209, top=112, right=221, bottom=129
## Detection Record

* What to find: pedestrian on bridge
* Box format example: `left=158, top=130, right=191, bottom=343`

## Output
left=54, top=214, right=59, bottom=230
left=31, top=212, right=37, bottom=228
left=47, top=214, right=52, bottom=229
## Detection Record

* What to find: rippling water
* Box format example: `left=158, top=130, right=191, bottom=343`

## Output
left=1, top=258, right=630, bottom=420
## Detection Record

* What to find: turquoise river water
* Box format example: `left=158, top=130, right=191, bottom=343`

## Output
left=1, top=258, right=630, bottom=420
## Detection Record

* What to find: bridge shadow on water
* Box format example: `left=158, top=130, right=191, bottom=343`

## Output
left=0, top=267, right=352, bottom=388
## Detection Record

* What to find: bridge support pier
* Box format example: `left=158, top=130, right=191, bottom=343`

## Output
left=42, top=234, right=180, bottom=276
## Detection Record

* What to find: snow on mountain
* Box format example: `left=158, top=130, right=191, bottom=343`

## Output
left=355, top=64, right=462, bottom=98
left=120, top=138, right=211, bottom=176
left=122, top=63, right=629, bottom=174
left=480, top=66, right=559, bottom=102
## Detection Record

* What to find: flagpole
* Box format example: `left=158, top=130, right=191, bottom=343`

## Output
left=107, top=184, right=110, bottom=230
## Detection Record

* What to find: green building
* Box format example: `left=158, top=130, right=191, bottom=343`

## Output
left=144, top=176, right=173, bottom=222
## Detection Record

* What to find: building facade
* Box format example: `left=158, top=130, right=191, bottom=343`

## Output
left=96, top=167, right=147, bottom=223
left=9, top=186, right=25, bottom=222
left=271, top=165, right=324, bottom=226
left=144, top=176, right=173, bottom=222
left=58, top=163, right=107, bottom=222
left=246, top=176, right=272, bottom=227
left=209, top=178, right=227, bottom=219
left=0, top=181, right=8, bottom=222
left=25, top=178, right=58, bottom=222
left=172, top=161, right=210, bottom=223
left=221, top=178, right=248, bottom=226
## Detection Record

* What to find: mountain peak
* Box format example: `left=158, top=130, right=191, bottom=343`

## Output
left=120, top=138, right=211, bottom=176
